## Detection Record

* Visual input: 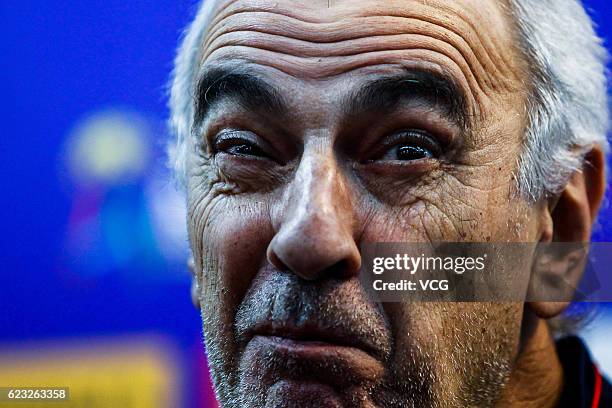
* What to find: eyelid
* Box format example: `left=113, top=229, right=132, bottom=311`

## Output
left=212, top=129, right=263, bottom=153
left=213, top=129, right=280, bottom=162
left=213, top=129, right=258, bottom=148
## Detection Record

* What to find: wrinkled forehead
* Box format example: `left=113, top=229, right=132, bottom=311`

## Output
left=198, top=0, right=523, bottom=109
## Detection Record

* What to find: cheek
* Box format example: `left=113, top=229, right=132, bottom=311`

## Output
left=190, top=194, right=274, bottom=328
left=359, top=180, right=534, bottom=244
left=359, top=200, right=437, bottom=243
left=359, top=198, right=474, bottom=243
left=383, top=303, right=523, bottom=396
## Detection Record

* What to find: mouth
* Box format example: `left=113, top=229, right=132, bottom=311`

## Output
left=250, top=323, right=382, bottom=360
left=243, top=322, right=386, bottom=386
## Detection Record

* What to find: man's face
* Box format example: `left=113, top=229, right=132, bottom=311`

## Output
left=187, top=0, right=540, bottom=406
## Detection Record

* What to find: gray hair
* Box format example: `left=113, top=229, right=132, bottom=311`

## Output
left=168, top=0, right=217, bottom=189
left=508, top=0, right=609, bottom=200
left=168, top=0, right=610, bottom=200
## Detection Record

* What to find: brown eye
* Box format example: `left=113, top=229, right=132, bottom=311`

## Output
left=376, top=130, right=441, bottom=162
left=226, top=142, right=267, bottom=158
left=214, top=131, right=271, bottom=159
left=395, top=145, right=433, bottom=161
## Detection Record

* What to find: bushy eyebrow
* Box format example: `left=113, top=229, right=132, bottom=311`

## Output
left=344, top=70, right=470, bottom=130
left=193, top=65, right=469, bottom=130
left=193, top=66, right=287, bottom=126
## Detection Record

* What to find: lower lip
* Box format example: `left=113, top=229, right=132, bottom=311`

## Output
left=250, top=335, right=385, bottom=383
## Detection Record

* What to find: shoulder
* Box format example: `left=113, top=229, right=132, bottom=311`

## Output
left=556, top=336, right=612, bottom=408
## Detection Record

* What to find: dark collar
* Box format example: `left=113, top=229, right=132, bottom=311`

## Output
left=555, top=336, right=612, bottom=408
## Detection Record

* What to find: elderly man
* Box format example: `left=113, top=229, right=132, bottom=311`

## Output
left=169, top=0, right=611, bottom=407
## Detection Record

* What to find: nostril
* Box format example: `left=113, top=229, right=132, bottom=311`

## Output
left=267, top=244, right=358, bottom=280
left=267, top=246, right=290, bottom=272
left=328, top=259, right=355, bottom=279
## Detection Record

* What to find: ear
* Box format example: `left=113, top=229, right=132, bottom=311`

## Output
left=188, top=255, right=201, bottom=309
left=528, top=145, right=606, bottom=318
left=551, top=145, right=606, bottom=243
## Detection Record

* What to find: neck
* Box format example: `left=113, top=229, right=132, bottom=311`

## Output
left=497, top=314, right=564, bottom=408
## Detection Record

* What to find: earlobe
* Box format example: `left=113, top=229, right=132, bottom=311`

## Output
left=191, top=278, right=201, bottom=309
left=529, top=301, right=570, bottom=319
left=528, top=144, right=606, bottom=319
left=188, top=255, right=201, bottom=309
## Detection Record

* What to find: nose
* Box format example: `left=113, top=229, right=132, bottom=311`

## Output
left=267, top=143, right=361, bottom=281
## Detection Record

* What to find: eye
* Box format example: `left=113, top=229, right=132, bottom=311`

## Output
left=374, top=130, right=441, bottom=162
left=226, top=142, right=266, bottom=157
left=213, top=131, right=270, bottom=159
left=394, top=145, right=433, bottom=160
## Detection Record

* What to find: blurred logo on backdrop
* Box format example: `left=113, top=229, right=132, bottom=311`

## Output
left=60, top=109, right=188, bottom=281
left=0, top=336, right=180, bottom=408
